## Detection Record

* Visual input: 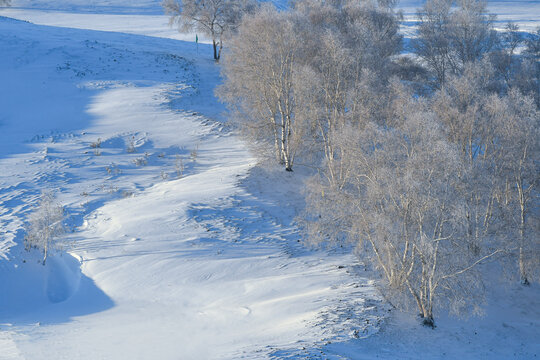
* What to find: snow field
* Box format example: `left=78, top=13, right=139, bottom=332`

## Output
left=0, top=13, right=382, bottom=359
left=0, top=8, right=211, bottom=43
left=0, top=0, right=539, bottom=358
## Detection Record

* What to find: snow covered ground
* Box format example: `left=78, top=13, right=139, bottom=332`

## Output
left=0, top=8, right=210, bottom=43
left=0, top=5, right=382, bottom=359
left=398, top=0, right=540, bottom=32
left=0, top=1, right=539, bottom=359
left=398, top=0, right=540, bottom=44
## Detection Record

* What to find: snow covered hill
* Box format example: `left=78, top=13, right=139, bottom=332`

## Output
left=1, top=1, right=539, bottom=359
left=0, top=7, right=382, bottom=359
left=4, top=0, right=288, bottom=14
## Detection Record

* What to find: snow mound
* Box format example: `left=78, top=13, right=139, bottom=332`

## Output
left=46, top=254, right=81, bottom=303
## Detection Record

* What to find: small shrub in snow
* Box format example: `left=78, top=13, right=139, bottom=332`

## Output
left=126, top=136, right=136, bottom=153
left=133, top=157, right=147, bottom=166
left=121, top=190, right=134, bottom=198
left=24, top=192, right=65, bottom=265
left=190, top=145, right=199, bottom=162
left=106, top=163, right=121, bottom=176
left=175, top=154, right=184, bottom=178
left=90, top=138, right=102, bottom=148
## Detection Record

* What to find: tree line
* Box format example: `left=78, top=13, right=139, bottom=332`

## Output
left=167, top=0, right=540, bottom=326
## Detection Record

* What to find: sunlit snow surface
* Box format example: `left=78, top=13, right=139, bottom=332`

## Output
left=0, top=3, right=382, bottom=359
left=0, top=0, right=539, bottom=359
left=399, top=0, right=540, bottom=31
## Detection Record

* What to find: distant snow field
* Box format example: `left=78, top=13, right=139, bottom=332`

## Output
left=0, top=0, right=539, bottom=359
left=0, top=8, right=210, bottom=42
left=399, top=0, right=540, bottom=31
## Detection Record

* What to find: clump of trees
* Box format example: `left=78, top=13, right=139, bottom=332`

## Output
left=218, top=0, right=540, bottom=326
left=24, top=192, right=66, bottom=265
left=522, top=28, right=540, bottom=107
left=413, top=0, right=497, bottom=87
left=303, top=75, right=538, bottom=325
left=218, top=5, right=303, bottom=171
left=219, top=0, right=402, bottom=172
left=162, top=0, right=256, bottom=60
left=0, top=0, right=10, bottom=7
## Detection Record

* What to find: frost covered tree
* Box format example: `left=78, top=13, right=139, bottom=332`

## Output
left=294, top=0, right=402, bottom=75
left=293, top=32, right=355, bottom=184
left=219, top=0, right=402, bottom=172
left=413, top=0, right=455, bottom=87
left=293, top=0, right=401, bottom=184
left=449, top=0, right=497, bottom=66
left=162, top=0, right=255, bottom=60
left=489, top=90, right=540, bottom=285
left=525, top=27, right=540, bottom=62
left=302, top=107, right=502, bottom=326
left=489, top=22, right=523, bottom=88
left=431, top=62, right=503, bottom=256
left=218, top=5, right=303, bottom=171
left=0, top=0, right=10, bottom=6
left=413, top=0, right=497, bottom=87
left=218, top=0, right=539, bottom=325
left=489, top=25, right=540, bottom=106
left=24, top=192, right=65, bottom=265
left=432, top=62, right=540, bottom=284
left=523, top=27, right=540, bottom=107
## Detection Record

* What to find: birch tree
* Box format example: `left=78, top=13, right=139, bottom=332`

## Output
left=162, top=0, right=255, bottom=60
left=303, top=97, right=504, bottom=326
left=413, top=0, right=454, bottom=87
left=218, top=5, right=302, bottom=171
left=431, top=62, right=540, bottom=284
left=490, top=90, right=540, bottom=285
left=413, top=0, right=496, bottom=87
left=449, top=0, right=497, bottom=67
left=489, top=22, right=523, bottom=89
left=24, top=192, right=66, bottom=265
left=293, top=32, right=356, bottom=186
left=431, top=61, right=502, bottom=255
left=293, top=0, right=401, bottom=181
left=523, top=28, right=540, bottom=107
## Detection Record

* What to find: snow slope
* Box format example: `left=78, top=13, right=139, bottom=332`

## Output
left=1, top=1, right=539, bottom=359
left=8, top=0, right=161, bottom=14
left=0, top=9, right=382, bottom=360
left=5, top=0, right=287, bottom=14
left=0, top=8, right=209, bottom=42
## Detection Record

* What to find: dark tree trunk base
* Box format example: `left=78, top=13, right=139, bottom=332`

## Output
left=213, top=41, right=218, bottom=60
left=420, top=314, right=435, bottom=328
